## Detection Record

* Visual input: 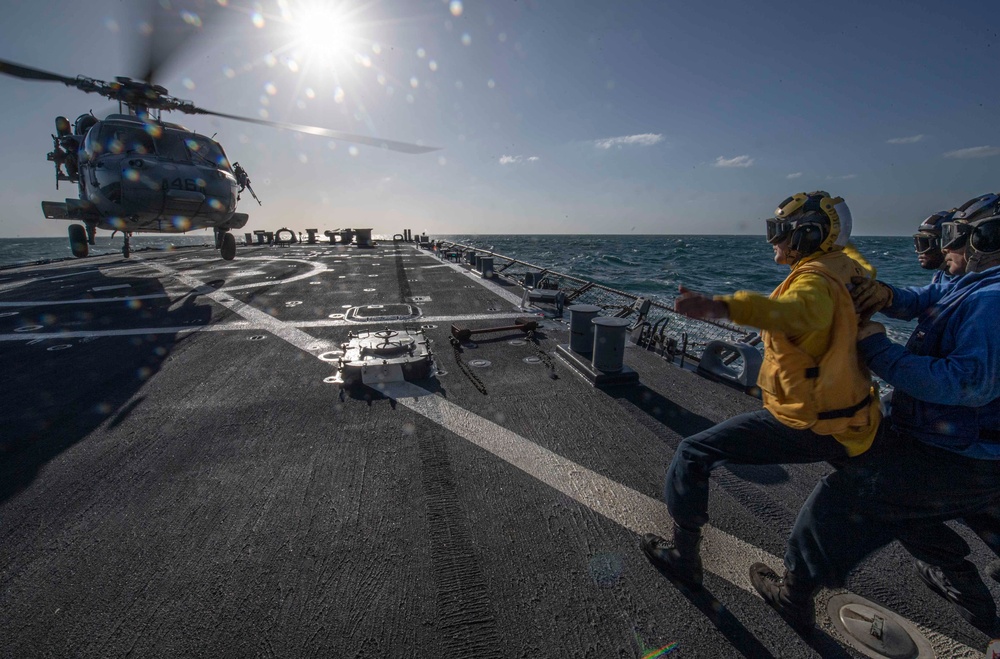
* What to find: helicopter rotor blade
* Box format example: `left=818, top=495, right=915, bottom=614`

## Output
left=193, top=108, right=441, bottom=155
left=134, top=1, right=214, bottom=84
left=0, top=59, right=78, bottom=86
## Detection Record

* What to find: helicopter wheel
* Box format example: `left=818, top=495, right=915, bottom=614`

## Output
left=68, top=224, right=88, bottom=258
left=122, top=233, right=131, bottom=259
left=220, top=231, right=237, bottom=261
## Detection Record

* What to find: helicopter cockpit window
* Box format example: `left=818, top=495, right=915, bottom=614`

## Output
left=82, top=123, right=101, bottom=161
left=183, top=135, right=232, bottom=172
left=156, top=130, right=192, bottom=163
left=97, top=124, right=155, bottom=156
left=152, top=130, right=232, bottom=171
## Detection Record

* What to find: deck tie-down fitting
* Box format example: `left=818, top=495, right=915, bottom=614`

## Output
left=450, top=318, right=538, bottom=343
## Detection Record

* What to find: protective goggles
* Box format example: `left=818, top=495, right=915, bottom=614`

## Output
left=912, top=232, right=940, bottom=254
left=766, top=217, right=794, bottom=244
left=940, top=221, right=972, bottom=250
left=968, top=216, right=1000, bottom=254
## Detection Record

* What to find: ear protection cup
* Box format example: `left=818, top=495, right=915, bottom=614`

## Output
left=789, top=224, right=824, bottom=255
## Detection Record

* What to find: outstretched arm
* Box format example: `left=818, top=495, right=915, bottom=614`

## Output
left=720, top=273, right=834, bottom=334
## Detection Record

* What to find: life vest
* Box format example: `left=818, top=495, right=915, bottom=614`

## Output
left=756, top=250, right=878, bottom=435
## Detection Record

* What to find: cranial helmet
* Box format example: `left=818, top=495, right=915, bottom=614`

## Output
left=767, top=191, right=852, bottom=256
left=964, top=214, right=1000, bottom=273
left=913, top=210, right=955, bottom=254
left=953, top=193, right=1000, bottom=223
left=940, top=194, right=1000, bottom=256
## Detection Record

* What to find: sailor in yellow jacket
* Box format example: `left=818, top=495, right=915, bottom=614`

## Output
left=640, top=191, right=882, bottom=597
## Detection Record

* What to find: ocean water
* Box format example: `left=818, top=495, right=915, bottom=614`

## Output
left=0, top=235, right=215, bottom=267
left=438, top=234, right=930, bottom=302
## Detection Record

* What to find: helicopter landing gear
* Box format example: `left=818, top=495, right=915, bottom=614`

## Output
left=217, top=228, right=237, bottom=260
left=68, top=224, right=88, bottom=258
left=122, top=232, right=132, bottom=259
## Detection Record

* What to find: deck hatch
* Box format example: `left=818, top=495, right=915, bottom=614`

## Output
left=345, top=303, right=419, bottom=322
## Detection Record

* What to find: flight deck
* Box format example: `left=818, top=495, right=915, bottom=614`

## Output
left=0, top=239, right=994, bottom=658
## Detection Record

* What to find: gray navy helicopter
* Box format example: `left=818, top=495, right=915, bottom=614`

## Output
left=0, top=57, right=436, bottom=260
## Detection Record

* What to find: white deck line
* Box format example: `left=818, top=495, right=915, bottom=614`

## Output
left=0, top=313, right=543, bottom=342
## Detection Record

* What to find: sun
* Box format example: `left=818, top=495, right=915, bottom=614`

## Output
left=290, top=3, right=360, bottom=66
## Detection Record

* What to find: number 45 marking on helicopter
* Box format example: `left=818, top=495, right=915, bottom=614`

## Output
left=0, top=59, right=438, bottom=260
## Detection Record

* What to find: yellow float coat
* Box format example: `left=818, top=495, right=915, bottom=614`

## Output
left=718, top=248, right=880, bottom=456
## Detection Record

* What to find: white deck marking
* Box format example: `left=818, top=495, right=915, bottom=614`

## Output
left=0, top=257, right=327, bottom=307
left=141, top=259, right=335, bottom=355
left=377, top=381, right=968, bottom=657
left=0, top=313, right=543, bottom=342
left=0, top=293, right=174, bottom=307
left=379, top=382, right=776, bottom=584
left=0, top=269, right=97, bottom=293
left=215, top=257, right=329, bottom=292
left=0, top=323, right=255, bottom=341
left=10, top=250, right=971, bottom=655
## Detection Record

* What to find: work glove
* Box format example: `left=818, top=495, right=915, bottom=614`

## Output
left=850, top=276, right=893, bottom=321
left=675, top=285, right=729, bottom=320
left=857, top=320, right=886, bottom=342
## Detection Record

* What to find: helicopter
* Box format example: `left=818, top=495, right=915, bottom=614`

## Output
left=0, top=59, right=438, bottom=260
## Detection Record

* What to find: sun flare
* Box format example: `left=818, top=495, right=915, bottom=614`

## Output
left=291, top=3, right=358, bottom=66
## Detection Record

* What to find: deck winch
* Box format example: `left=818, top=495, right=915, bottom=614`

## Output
left=337, top=327, right=434, bottom=386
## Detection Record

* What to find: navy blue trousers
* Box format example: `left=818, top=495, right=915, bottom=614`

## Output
left=785, top=427, right=1000, bottom=587
left=664, top=409, right=851, bottom=532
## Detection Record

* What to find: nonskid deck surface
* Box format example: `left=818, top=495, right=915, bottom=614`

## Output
left=0, top=243, right=994, bottom=657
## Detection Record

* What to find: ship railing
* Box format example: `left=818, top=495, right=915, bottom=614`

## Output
left=435, top=240, right=760, bottom=364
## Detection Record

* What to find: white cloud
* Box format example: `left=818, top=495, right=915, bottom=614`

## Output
left=943, top=145, right=1000, bottom=159
left=786, top=172, right=803, bottom=179
left=886, top=134, right=924, bottom=144
left=499, top=154, right=539, bottom=165
left=714, top=154, right=754, bottom=168
left=594, top=133, right=664, bottom=149
left=825, top=174, right=858, bottom=180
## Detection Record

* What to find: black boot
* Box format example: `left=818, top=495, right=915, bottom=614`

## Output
left=749, top=563, right=817, bottom=632
left=915, top=560, right=998, bottom=634
left=987, top=559, right=1000, bottom=585
left=640, top=525, right=703, bottom=588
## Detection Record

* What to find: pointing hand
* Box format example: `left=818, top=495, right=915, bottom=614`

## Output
left=675, top=285, right=729, bottom=320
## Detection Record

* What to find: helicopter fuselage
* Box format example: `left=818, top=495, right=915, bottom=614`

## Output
left=44, top=114, right=247, bottom=234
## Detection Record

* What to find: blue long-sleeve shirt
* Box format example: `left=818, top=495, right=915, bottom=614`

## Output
left=859, top=266, right=1000, bottom=458
left=930, top=268, right=958, bottom=286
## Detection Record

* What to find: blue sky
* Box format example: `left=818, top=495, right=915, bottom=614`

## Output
left=0, top=0, right=997, bottom=238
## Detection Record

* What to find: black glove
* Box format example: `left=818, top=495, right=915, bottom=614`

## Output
left=850, top=276, right=893, bottom=321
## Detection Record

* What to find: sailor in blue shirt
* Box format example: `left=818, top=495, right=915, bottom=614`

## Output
left=913, top=210, right=959, bottom=285
left=748, top=211, right=1000, bottom=635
